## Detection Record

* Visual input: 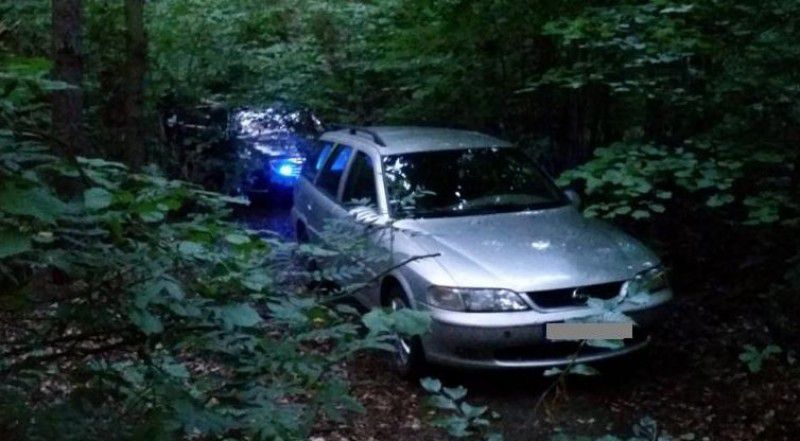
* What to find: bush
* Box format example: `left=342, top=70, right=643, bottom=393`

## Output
left=0, top=133, right=429, bottom=440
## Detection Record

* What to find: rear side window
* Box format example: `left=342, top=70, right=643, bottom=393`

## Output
left=301, top=141, right=335, bottom=180
left=342, top=151, right=377, bottom=206
left=315, top=144, right=353, bottom=196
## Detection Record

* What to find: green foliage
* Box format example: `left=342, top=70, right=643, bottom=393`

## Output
left=0, top=128, right=430, bottom=439
left=739, top=344, right=782, bottom=373
left=546, top=1, right=800, bottom=225
left=420, top=377, right=503, bottom=441
left=4, top=0, right=800, bottom=437
left=0, top=1, right=51, bottom=56
left=135, top=0, right=800, bottom=230
left=543, top=363, right=600, bottom=378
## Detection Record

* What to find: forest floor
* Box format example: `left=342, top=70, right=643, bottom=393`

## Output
left=332, top=292, right=800, bottom=441
left=244, top=205, right=800, bottom=441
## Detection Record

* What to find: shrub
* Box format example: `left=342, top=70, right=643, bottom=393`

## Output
left=0, top=133, right=429, bottom=439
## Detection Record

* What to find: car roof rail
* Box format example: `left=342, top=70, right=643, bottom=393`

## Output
left=325, top=124, right=386, bottom=147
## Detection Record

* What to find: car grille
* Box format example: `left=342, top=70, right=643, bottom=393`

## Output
left=526, top=281, right=624, bottom=309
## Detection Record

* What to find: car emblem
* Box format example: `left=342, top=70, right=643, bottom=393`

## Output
left=571, top=288, right=588, bottom=302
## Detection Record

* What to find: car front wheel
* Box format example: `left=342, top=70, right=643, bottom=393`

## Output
left=387, top=286, right=426, bottom=379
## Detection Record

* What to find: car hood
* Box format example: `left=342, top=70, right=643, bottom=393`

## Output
left=394, top=207, right=659, bottom=291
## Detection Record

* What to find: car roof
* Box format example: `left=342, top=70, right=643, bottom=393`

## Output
left=321, top=126, right=513, bottom=154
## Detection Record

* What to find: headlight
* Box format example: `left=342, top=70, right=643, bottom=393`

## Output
left=427, top=286, right=529, bottom=312
left=626, top=266, right=668, bottom=296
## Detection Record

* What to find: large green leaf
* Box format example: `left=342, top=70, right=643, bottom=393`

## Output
left=129, top=309, right=164, bottom=335
left=0, top=229, right=31, bottom=259
left=215, top=303, right=262, bottom=328
left=84, top=187, right=114, bottom=210
left=0, top=230, right=31, bottom=259
left=0, top=183, right=66, bottom=222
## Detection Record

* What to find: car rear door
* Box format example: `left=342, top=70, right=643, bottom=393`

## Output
left=304, top=143, right=354, bottom=238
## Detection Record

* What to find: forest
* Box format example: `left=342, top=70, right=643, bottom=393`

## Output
left=1, top=0, right=799, bottom=440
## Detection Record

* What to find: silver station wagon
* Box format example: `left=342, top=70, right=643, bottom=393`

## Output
left=292, top=126, right=672, bottom=375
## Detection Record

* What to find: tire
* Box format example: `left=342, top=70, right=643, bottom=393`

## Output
left=387, top=285, right=426, bottom=379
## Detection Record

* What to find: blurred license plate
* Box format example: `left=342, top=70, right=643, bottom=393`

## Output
left=545, top=323, right=632, bottom=340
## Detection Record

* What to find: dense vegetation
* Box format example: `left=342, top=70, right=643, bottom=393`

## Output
left=1, top=0, right=799, bottom=440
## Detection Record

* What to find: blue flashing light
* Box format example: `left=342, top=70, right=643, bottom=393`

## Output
left=278, top=163, right=295, bottom=177
left=269, top=157, right=304, bottom=186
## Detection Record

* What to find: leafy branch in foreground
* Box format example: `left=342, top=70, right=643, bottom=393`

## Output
left=534, top=295, right=637, bottom=416
left=739, top=344, right=782, bottom=373
left=0, top=131, right=430, bottom=440
left=420, top=377, right=503, bottom=441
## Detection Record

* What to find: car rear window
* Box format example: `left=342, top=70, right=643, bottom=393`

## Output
left=301, top=141, right=335, bottom=180
left=342, top=151, right=377, bottom=206
left=315, top=144, right=353, bottom=196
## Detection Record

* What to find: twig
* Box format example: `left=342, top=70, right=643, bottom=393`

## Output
left=532, top=339, right=588, bottom=416
left=317, top=253, right=441, bottom=306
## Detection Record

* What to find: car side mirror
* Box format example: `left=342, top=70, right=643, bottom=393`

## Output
left=564, top=189, right=582, bottom=209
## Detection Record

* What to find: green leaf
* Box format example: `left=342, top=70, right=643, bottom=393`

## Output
left=139, top=210, right=165, bottom=223
left=442, top=385, right=468, bottom=401
left=84, top=187, right=113, bottom=210
left=129, top=309, right=164, bottom=335
left=216, top=303, right=262, bottom=328
left=362, top=309, right=392, bottom=334
left=0, top=183, right=66, bottom=222
left=566, top=363, right=600, bottom=376
left=391, top=308, right=431, bottom=336
left=224, top=233, right=250, bottom=245
left=460, top=402, right=487, bottom=419
left=429, top=395, right=458, bottom=411
left=0, top=229, right=31, bottom=259
left=242, top=271, right=271, bottom=291
left=161, top=359, right=190, bottom=379
left=587, top=339, right=625, bottom=350
left=420, top=377, right=442, bottom=393
left=3, top=56, right=53, bottom=76
left=543, top=367, right=563, bottom=377
left=706, top=193, right=734, bottom=207
left=178, top=241, right=204, bottom=257
left=433, top=415, right=471, bottom=437
left=613, top=205, right=632, bottom=215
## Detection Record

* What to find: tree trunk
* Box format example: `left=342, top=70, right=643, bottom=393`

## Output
left=51, top=0, right=87, bottom=157
left=121, top=0, right=147, bottom=169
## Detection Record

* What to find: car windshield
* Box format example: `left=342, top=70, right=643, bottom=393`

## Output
left=383, top=147, right=566, bottom=218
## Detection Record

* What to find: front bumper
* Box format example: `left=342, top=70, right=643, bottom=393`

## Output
left=421, top=289, right=671, bottom=369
